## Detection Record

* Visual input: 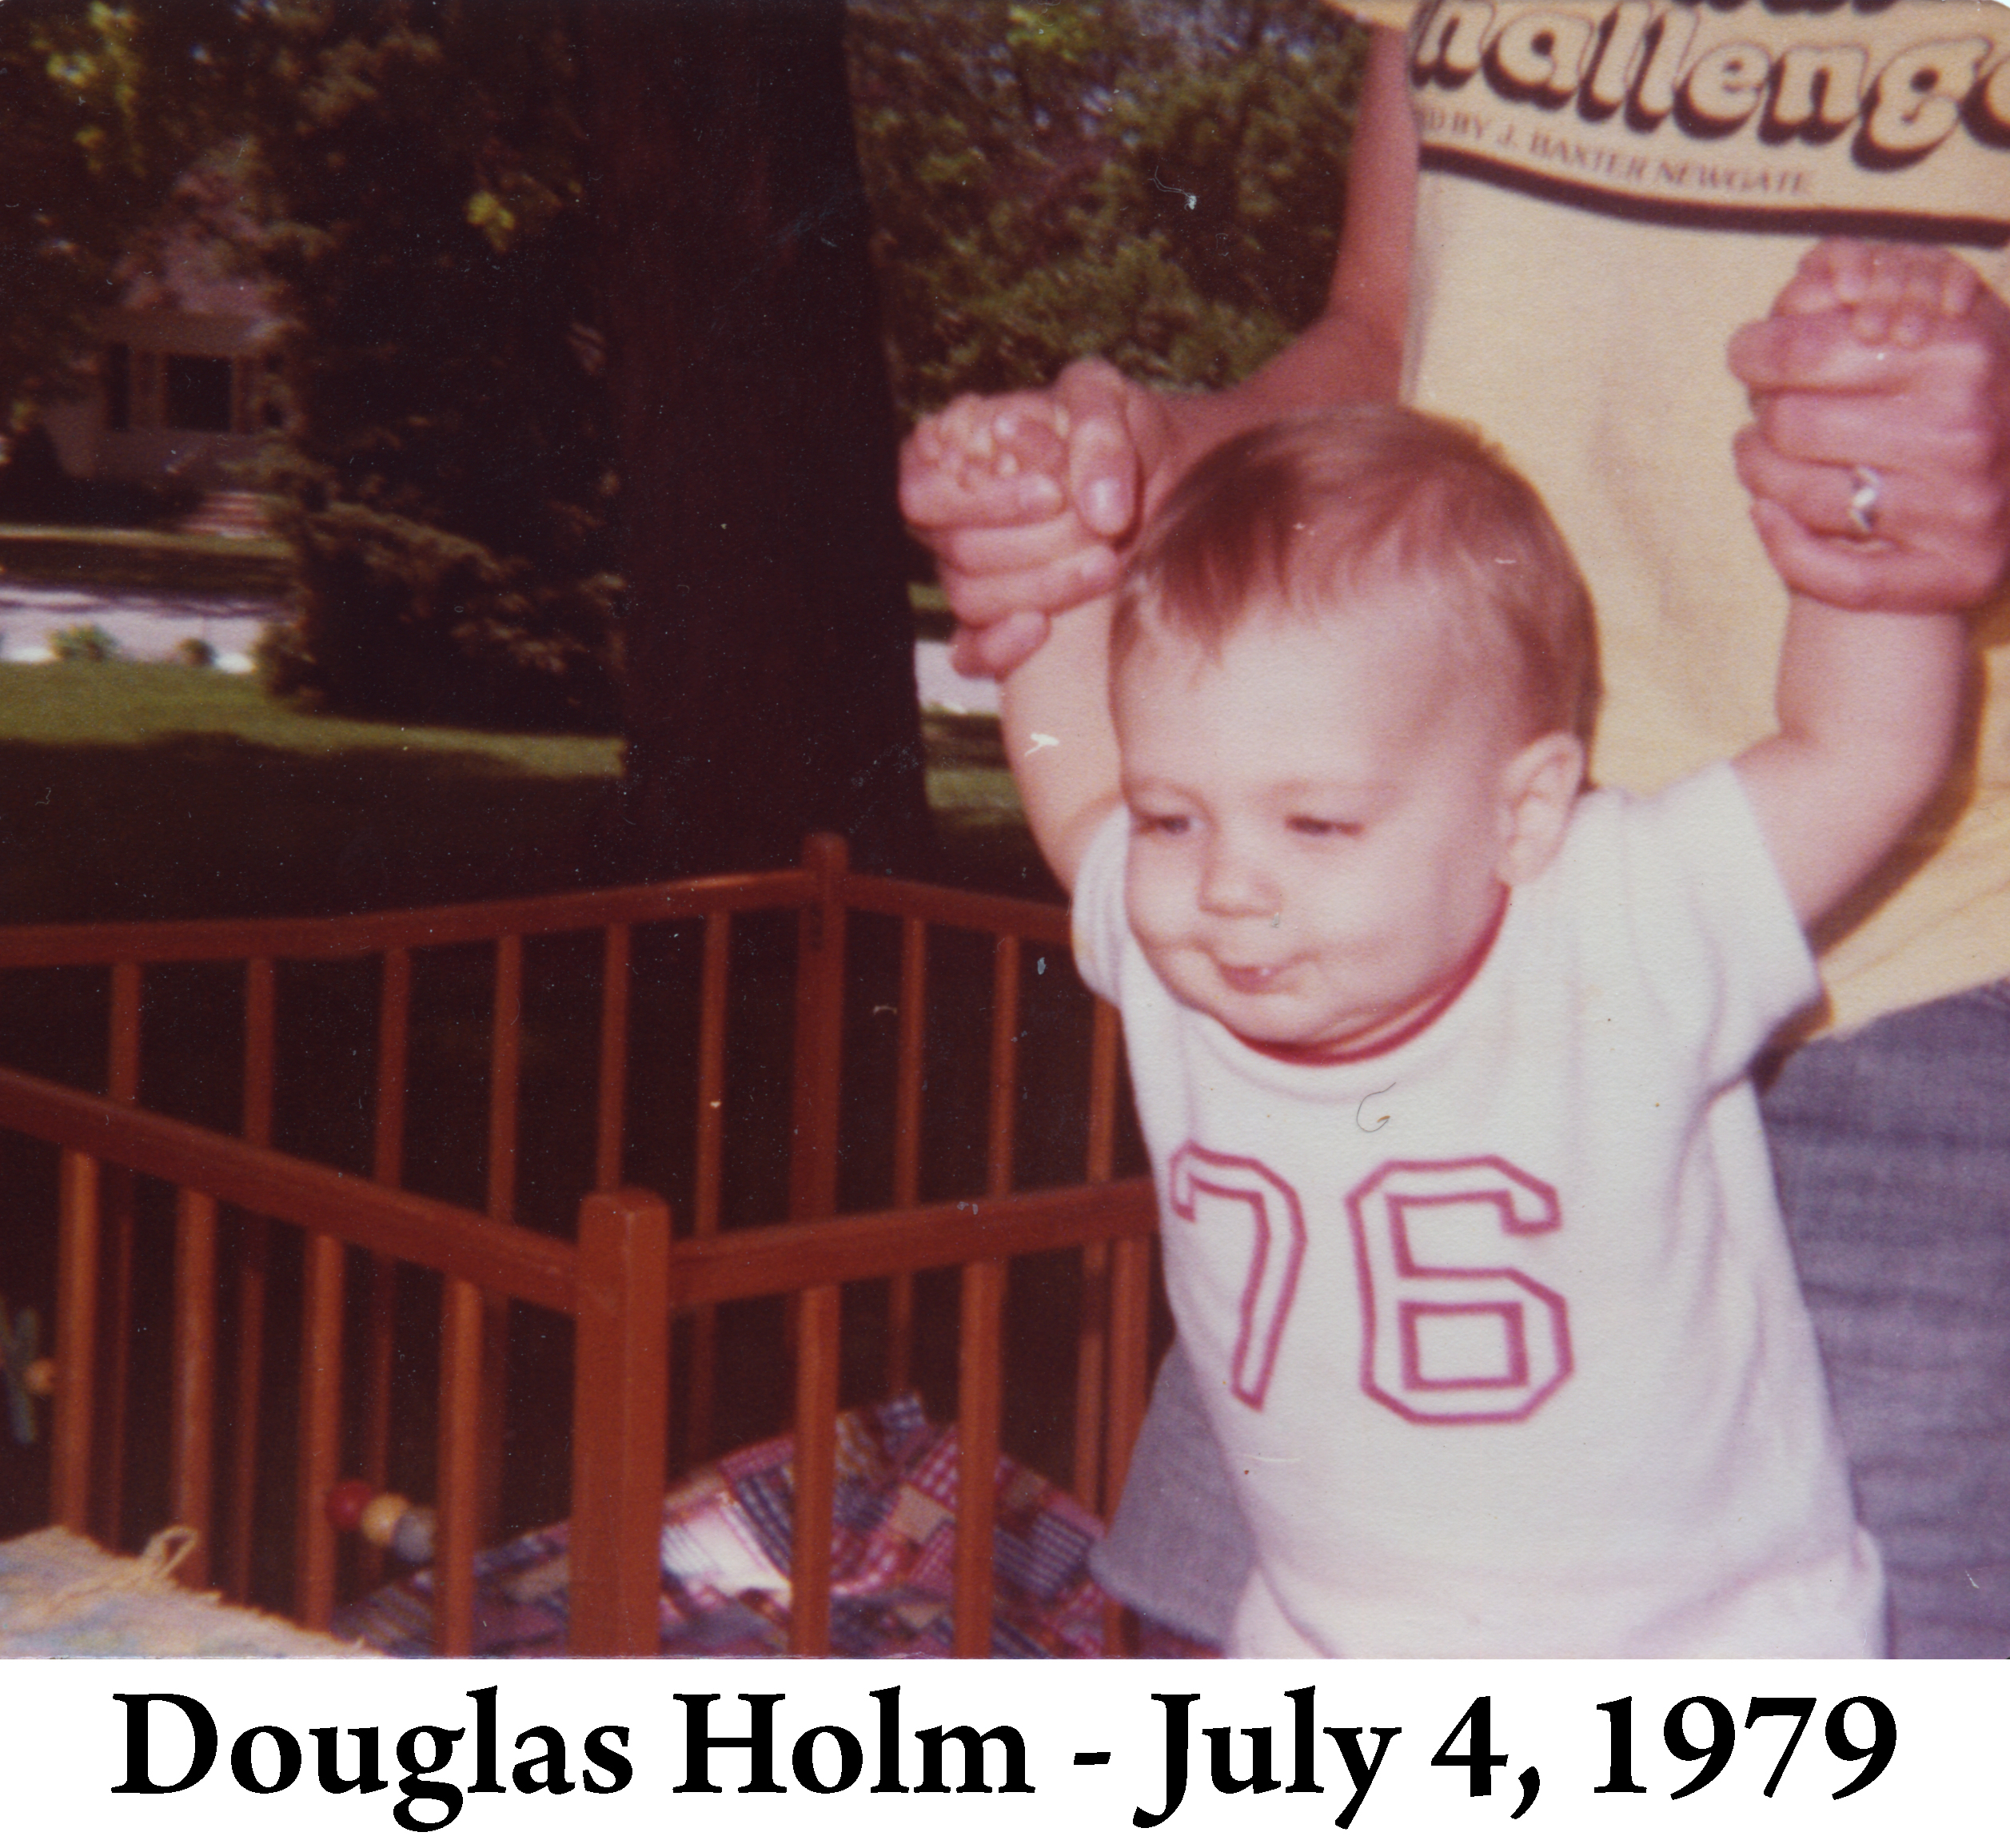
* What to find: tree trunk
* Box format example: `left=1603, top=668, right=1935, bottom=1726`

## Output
left=580, top=0, right=932, bottom=878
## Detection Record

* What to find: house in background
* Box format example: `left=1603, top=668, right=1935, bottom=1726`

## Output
left=40, top=210, right=285, bottom=533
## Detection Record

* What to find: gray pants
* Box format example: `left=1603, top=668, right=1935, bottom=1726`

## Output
left=1091, top=981, right=2010, bottom=1657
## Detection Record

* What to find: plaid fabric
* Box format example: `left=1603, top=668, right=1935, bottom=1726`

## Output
left=333, top=1396, right=1109, bottom=1658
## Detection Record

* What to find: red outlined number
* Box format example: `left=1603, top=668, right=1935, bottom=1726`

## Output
left=1168, top=1145, right=1307, bottom=1409
left=1347, top=1157, right=1570, bottom=1424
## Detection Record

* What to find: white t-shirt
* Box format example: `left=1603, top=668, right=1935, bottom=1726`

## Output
left=1332, top=0, right=2010, bottom=1031
left=1075, top=764, right=1884, bottom=1656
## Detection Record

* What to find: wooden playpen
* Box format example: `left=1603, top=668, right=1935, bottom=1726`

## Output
left=0, top=837, right=1157, bottom=1655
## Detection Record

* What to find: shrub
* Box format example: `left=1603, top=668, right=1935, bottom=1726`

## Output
left=50, top=623, right=120, bottom=663
left=260, top=492, right=620, bottom=732
left=176, top=635, right=217, bottom=668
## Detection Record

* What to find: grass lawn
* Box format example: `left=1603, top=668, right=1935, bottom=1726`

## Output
left=0, top=659, right=1040, bottom=925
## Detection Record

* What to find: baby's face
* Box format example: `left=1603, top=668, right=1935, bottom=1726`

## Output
left=1114, top=586, right=1535, bottom=1052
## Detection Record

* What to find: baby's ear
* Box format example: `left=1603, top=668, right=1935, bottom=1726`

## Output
left=1496, top=732, right=1585, bottom=886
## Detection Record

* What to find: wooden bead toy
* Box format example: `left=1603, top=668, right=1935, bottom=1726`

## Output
left=325, top=1478, right=374, bottom=1531
left=389, top=1507, right=437, bottom=1565
left=358, top=1491, right=413, bottom=1549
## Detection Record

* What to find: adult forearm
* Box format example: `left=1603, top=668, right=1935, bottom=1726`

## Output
left=1149, top=308, right=1405, bottom=496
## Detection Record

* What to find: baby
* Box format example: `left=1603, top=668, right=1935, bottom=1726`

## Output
left=992, top=404, right=1964, bottom=1656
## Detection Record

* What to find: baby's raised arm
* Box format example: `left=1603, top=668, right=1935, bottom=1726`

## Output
left=997, top=595, right=1124, bottom=897
left=1734, top=247, right=1992, bottom=925
left=1733, top=595, right=1964, bottom=927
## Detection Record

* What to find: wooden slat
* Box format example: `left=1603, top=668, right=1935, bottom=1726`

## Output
left=50, top=1150, right=99, bottom=1532
left=483, top=937, right=523, bottom=1547
left=359, top=1255, right=398, bottom=1585
left=295, top=1229, right=345, bottom=1627
left=986, top=936, right=1019, bottom=1197
left=959, top=930, right=1023, bottom=1652
left=788, top=1284, right=841, bottom=1657
left=893, top=918, right=927, bottom=1205
left=362, top=946, right=413, bottom=1577
left=594, top=923, right=631, bottom=1191
left=0, top=1066, right=578, bottom=1312
left=1072, top=999, right=1125, bottom=1509
left=568, top=1191, right=672, bottom=1656
left=952, top=1258, right=1006, bottom=1657
left=436, top=1278, right=485, bottom=1657
left=225, top=1220, right=269, bottom=1603
left=837, top=870, right=1072, bottom=944
left=887, top=917, right=927, bottom=1392
left=685, top=912, right=732, bottom=1463
left=0, top=866, right=1066, bottom=975
left=100, top=961, right=142, bottom=1541
left=228, top=958, right=276, bottom=1600
left=0, top=869, right=819, bottom=970
left=170, top=1189, right=217, bottom=1587
left=692, top=913, right=731, bottom=1237
left=488, top=934, right=522, bottom=1223
left=663, top=1181, right=1155, bottom=1309
left=788, top=836, right=847, bottom=1222
left=1086, top=998, right=1121, bottom=1183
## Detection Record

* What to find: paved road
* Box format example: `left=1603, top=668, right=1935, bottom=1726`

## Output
left=0, top=582, right=273, bottom=670
left=0, top=582, right=1005, bottom=716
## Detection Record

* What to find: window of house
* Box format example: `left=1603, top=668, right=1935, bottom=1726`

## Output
left=165, top=354, right=234, bottom=432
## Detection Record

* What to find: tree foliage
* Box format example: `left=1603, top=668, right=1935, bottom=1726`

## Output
left=0, top=1, right=246, bottom=423
left=1, top=1, right=1366, bottom=744
left=244, top=0, right=618, bottom=729
left=847, top=0, right=1367, bottom=419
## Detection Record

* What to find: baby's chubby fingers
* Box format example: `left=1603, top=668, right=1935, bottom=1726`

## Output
left=901, top=396, right=1067, bottom=531
left=1729, top=304, right=1933, bottom=395
left=1730, top=307, right=2010, bottom=492
left=1770, top=241, right=1979, bottom=348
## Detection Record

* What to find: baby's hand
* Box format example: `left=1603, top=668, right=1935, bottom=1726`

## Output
left=903, top=360, right=1165, bottom=676
left=1771, top=237, right=1984, bottom=349
left=907, top=392, right=1072, bottom=510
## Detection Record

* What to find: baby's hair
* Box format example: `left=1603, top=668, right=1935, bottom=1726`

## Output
left=1112, top=405, right=1601, bottom=743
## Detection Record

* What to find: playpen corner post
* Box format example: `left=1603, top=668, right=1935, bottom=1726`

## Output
left=569, top=1189, right=672, bottom=1657
left=790, top=833, right=848, bottom=1221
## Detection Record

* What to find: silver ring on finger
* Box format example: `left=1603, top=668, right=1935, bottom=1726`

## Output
left=1845, top=464, right=1883, bottom=539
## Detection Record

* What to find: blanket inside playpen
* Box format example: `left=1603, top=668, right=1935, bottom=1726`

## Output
left=0, top=1527, right=366, bottom=1657
left=333, top=1396, right=1109, bottom=1658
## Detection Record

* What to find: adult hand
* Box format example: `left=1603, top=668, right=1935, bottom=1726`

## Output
left=1729, top=240, right=2010, bottom=613
left=900, top=359, right=1171, bottom=678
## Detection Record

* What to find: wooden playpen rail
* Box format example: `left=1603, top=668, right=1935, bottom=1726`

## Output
left=0, top=836, right=1137, bottom=1595
left=0, top=1061, right=1155, bottom=1657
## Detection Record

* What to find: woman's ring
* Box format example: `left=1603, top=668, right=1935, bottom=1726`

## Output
left=1846, top=464, right=1883, bottom=539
